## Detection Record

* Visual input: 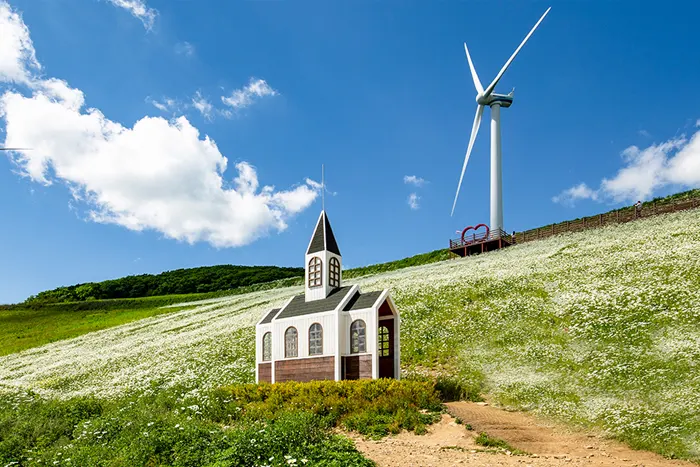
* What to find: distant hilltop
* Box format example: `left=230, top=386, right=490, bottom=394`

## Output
left=23, top=265, right=303, bottom=305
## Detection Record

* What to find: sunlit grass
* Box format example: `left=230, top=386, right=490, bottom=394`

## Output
left=0, top=304, right=195, bottom=356
left=1, top=208, right=699, bottom=461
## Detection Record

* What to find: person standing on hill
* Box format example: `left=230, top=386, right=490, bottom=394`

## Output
left=634, top=200, right=642, bottom=218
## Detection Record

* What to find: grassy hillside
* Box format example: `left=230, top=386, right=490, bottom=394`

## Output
left=0, top=277, right=303, bottom=356
left=22, top=264, right=304, bottom=304
left=0, top=248, right=452, bottom=356
left=1, top=207, right=699, bottom=461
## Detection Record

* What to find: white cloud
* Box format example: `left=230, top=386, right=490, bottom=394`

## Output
left=149, top=84, right=277, bottom=122
left=306, top=178, right=323, bottom=190
left=696, top=119, right=700, bottom=128
left=553, top=129, right=700, bottom=206
left=403, top=175, right=426, bottom=187
left=0, top=1, right=40, bottom=84
left=106, top=0, right=157, bottom=30
left=221, top=78, right=277, bottom=110
left=0, top=2, right=319, bottom=248
left=551, top=183, right=598, bottom=206
left=638, top=129, right=650, bottom=138
left=191, top=91, right=213, bottom=120
left=175, top=41, right=195, bottom=57
left=146, top=96, right=182, bottom=113
left=407, top=193, right=420, bottom=210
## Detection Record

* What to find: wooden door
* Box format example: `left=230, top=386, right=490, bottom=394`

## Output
left=378, top=319, right=394, bottom=379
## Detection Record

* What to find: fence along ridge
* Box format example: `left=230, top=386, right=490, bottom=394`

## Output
left=513, top=196, right=700, bottom=245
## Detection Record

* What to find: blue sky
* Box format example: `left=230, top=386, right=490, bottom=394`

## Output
left=2, top=0, right=700, bottom=304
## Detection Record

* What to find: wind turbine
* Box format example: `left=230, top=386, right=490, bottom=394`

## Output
left=451, top=7, right=551, bottom=238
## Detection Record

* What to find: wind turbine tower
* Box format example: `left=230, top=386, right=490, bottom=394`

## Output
left=451, top=7, right=551, bottom=236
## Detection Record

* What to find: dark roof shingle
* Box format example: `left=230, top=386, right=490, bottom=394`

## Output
left=343, top=290, right=383, bottom=311
left=275, top=286, right=353, bottom=320
left=307, top=211, right=341, bottom=255
left=260, top=308, right=280, bottom=324
left=323, top=214, right=340, bottom=255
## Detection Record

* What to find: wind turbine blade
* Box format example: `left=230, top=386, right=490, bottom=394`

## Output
left=451, top=105, right=484, bottom=216
left=464, top=42, right=483, bottom=94
left=483, top=7, right=551, bottom=97
left=0, top=148, right=31, bottom=151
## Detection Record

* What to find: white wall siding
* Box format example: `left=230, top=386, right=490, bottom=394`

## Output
left=339, top=312, right=349, bottom=355
left=304, top=251, right=342, bottom=302
left=272, top=312, right=337, bottom=361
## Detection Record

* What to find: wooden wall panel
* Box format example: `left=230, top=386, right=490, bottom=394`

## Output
left=378, top=301, right=392, bottom=317
left=275, top=356, right=335, bottom=383
left=258, top=363, right=272, bottom=383
left=342, top=355, right=373, bottom=380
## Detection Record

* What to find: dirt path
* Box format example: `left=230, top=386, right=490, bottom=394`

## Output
left=351, top=402, right=696, bottom=467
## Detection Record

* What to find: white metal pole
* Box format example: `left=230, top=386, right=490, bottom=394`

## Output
left=490, top=103, right=503, bottom=235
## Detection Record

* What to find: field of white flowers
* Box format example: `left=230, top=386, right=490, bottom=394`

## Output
left=1, top=208, right=699, bottom=459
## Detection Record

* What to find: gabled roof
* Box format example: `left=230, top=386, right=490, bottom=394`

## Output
left=307, top=211, right=341, bottom=256
left=342, top=290, right=383, bottom=311
left=260, top=308, right=281, bottom=325
left=275, top=286, right=353, bottom=320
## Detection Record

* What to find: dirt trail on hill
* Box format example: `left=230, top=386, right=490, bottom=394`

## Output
left=351, top=403, right=696, bottom=467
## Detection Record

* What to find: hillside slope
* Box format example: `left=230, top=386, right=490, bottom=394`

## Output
left=22, top=265, right=303, bottom=304
left=1, top=208, right=699, bottom=460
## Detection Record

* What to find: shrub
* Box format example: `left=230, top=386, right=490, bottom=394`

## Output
left=0, top=380, right=443, bottom=466
left=402, top=372, right=484, bottom=403
left=214, top=379, right=444, bottom=437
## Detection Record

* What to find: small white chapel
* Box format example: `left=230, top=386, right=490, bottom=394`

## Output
left=255, top=210, right=400, bottom=383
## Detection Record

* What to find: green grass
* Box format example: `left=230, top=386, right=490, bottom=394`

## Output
left=2, top=192, right=700, bottom=463
left=0, top=303, right=195, bottom=356
left=1, top=276, right=305, bottom=311
left=343, top=248, right=451, bottom=279
left=23, top=264, right=304, bottom=304
left=387, top=210, right=700, bottom=461
left=0, top=379, right=444, bottom=467
left=3, top=188, right=697, bottom=360
left=0, top=277, right=303, bottom=356
left=0, top=248, right=453, bottom=357
left=474, top=432, right=528, bottom=455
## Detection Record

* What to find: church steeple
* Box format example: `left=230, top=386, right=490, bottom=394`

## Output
left=307, top=211, right=340, bottom=256
left=305, top=210, right=342, bottom=302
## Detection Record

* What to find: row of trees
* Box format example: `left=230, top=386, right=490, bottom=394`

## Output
left=25, top=265, right=304, bottom=304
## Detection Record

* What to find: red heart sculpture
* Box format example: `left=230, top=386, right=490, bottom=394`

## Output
left=461, top=223, right=490, bottom=244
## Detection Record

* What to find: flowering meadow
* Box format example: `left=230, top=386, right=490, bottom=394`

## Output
left=1, top=208, right=699, bottom=461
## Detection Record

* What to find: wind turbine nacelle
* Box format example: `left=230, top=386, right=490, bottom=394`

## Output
left=476, top=93, right=514, bottom=108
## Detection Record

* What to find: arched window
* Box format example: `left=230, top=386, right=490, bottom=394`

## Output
left=285, top=327, right=298, bottom=358
left=309, top=323, right=323, bottom=355
left=308, top=257, right=322, bottom=288
left=378, top=326, right=390, bottom=357
left=350, top=319, right=366, bottom=354
left=329, top=257, right=341, bottom=288
left=262, top=332, right=272, bottom=361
